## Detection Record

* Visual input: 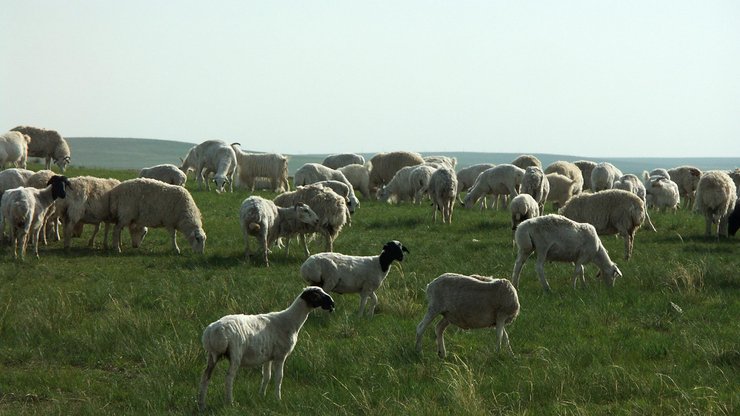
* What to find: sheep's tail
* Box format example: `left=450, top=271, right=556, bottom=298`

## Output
left=201, top=323, right=229, bottom=358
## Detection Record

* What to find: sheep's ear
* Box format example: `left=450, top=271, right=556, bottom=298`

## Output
left=613, top=265, right=623, bottom=279
left=63, top=178, right=73, bottom=190
left=402, top=245, right=409, bottom=253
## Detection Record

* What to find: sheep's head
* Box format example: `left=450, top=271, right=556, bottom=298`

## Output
left=461, top=192, right=477, bottom=209
left=382, top=240, right=409, bottom=262
left=294, top=203, right=319, bottom=227
left=376, top=186, right=391, bottom=203
left=188, top=228, right=207, bottom=254
left=213, top=175, right=230, bottom=193
left=47, top=175, right=72, bottom=199
left=300, top=286, right=335, bottom=312
left=130, top=225, right=149, bottom=248
left=54, top=156, right=71, bottom=172
left=597, top=263, right=623, bottom=287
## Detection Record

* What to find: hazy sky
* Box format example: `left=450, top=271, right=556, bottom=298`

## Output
left=2, top=1, right=739, bottom=157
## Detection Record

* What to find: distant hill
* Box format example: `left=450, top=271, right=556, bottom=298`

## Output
left=66, top=137, right=738, bottom=175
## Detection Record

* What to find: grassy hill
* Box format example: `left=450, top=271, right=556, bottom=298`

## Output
left=66, top=137, right=739, bottom=175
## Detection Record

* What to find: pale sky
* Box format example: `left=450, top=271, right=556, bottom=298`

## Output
left=2, top=1, right=739, bottom=157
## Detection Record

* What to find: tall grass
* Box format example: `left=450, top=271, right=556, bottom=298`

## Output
left=0, top=164, right=738, bottom=415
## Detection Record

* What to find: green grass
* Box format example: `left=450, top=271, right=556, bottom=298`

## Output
left=1, top=164, right=738, bottom=415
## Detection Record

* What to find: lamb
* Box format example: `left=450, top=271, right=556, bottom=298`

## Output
left=644, top=176, right=680, bottom=212
left=456, top=163, right=495, bottom=208
left=613, top=174, right=656, bottom=231
left=10, top=126, right=71, bottom=172
left=198, top=286, right=335, bottom=410
left=368, top=151, right=424, bottom=194
left=590, top=162, right=623, bottom=192
left=559, top=189, right=646, bottom=260
left=509, top=193, right=540, bottom=234
left=300, top=240, right=409, bottom=317
left=322, top=153, right=366, bottom=169
left=415, top=273, right=520, bottom=358
left=520, top=166, right=550, bottom=212
left=231, top=143, right=290, bottom=192
left=667, top=166, right=702, bottom=209
left=408, top=164, right=437, bottom=203
left=139, top=163, right=187, bottom=186
left=240, top=195, right=319, bottom=266
left=0, top=175, right=71, bottom=259
left=428, top=167, right=458, bottom=223
left=108, top=178, right=206, bottom=254
left=573, top=160, right=597, bottom=191
left=338, top=163, right=371, bottom=199
left=511, top=154, right=541, bottom=169
left=273, top=184, right=348, bottom=257
left=0, top=168, right=35, bottom=239
left=25, top=169, right=60, bottom=243
left=545, top=172, right=578, bottom=209
left=461, top=164, right=524, bottom=210
left=544, top=161, right=583, bottom=195
left=511, top=214, right=623, bottom=292
left=376, top=165, right=417, bottom=204
left=423, top=155, right=457, bottom=170
left=179, top=140, right=236, bottom=192
left=293, top=163, right=360, bottom=212
left=0, top=131, right=30, bottom=169
left=693, top=170, right=738, bottom=238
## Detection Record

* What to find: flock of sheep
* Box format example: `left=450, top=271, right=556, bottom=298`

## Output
left=1, top=126, right=738, bottom=410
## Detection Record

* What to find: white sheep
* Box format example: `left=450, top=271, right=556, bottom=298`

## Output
left=428, top=167, right=458, bottom=223
left=573, top=160, right=597, bottom=191
left=693, top=170, right=738, bottom=238
left=520, top=166, right=550, bottom=212
left=179, top=140, right=236, bottom=192
left=614, top=174, right=657, bottom=231
left=409, top=164, right=437, bottom=204
left=338, top=163, right=372, bottom=200
left=108, top=178, right=206, bottom=254
left=509, top=193, right=540, bottom=234
left=511, top=154, right=541, bottom=169
left=590, top=162, right=623, bottom=192
left=1, top=169, right=46, bottom=241
left=456, top=163, right=495, bottom=208
left=311, top=180, right=355, bottom=225
left=322, top=153, right=365, bottom=169
left=239, top=195, right=319, bottom=266
left=423, top=155, right=457, bottom=170
left=667, top=166, right=702, bottom=209
left=462, top=164, right=524, bottom=210
left=198, top=286, right=335, bottom=410
left=293, top=163, right=360, bottom=212
left=545, top=172, right=578, bottom=209
left=644, top=176, right=680, bottom=212
left=368, top=151, right=424, bottom=194
left=415, top=273, right=520, bottom=358
left=544, top=161, right=583, bottom=195
left=300, top=240, right=409, bottom=317
left=25, top=169, right=60, bottom=243
left=644, top=168, right=670, bottom=181
left=139, top=163, right=187, bottom=186
left=10, top=126, right=71, bottom=172
left=231, top=144, right=290, bottom=192
left=0, top=131, right=30, bottom=169
left=512, top=214, right=623, bottom=292
left=376, top=165, right=417, bottom=204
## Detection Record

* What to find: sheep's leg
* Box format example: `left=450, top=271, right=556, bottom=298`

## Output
left=511, top=251, right=532, bottom=289
left=415, top=310, right=437, bottom=352
left=358, top=293, right=369, bottom=317
left=242, top=227, right=251, bottom=261
left=87, top=223, right=101, bottom=247
left=259, top=361, right=272, bottom=397
left=112, top=224, right=124, bottom=253
left=168, top=228, right=180, bottom=254
left=435, top=318, right=451, bottom=358
left=625, top=231, right=634, bottom=260
left=367, top=292, right=378, bottom=317
left=102, top=223, right=110, bottom=249
left=63, top=219, right=75, bottom=250
left=325, top=234, right=333, bottom=253
left=272, top=357, right=287, bottom=400
left=496, top=316, right=514, bottom=356
left=262, top=234, right=270, bottom=267
left=644, top=209, right=657, bottom=232
left=198, top=354, right=218, bottom=412
left=224, top=355, right=242, bottom=406
left=535, top=253, right=552, bottom=292
left=572, top=263, right=585, bottom=289
left=300, top=234, right=310, bottom=257
left=19, top=228, right=29, bottom=259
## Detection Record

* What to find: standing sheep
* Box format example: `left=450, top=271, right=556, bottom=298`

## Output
left=511, top=154, right=541, bottom=170
left=109, top=178, right=206, bottom=254
left=338, top=163, right=372, bottom=200
left=456, top=164, right=495, bottom=208
left=376, top=165, right=417, bottom=204
left=139, top=163, right=187, bottom=186
left=26, top=169, right=60, bottom=243
left=416, top=273, right=520, bottom=358
left=293, top=163, right=360, bottom=212
left=231, top=144, right=290, bottom=192
left=644, top=176, right=680, bottom=212
left=693, top=170, right=738, bottom=238
left=667, top=166, right=702, bottom=209
left=322, top=153, right=365, bottom=169
left=10, top=126, right=71, bottom=172
left=423, top=155, right=457, bottom=170
left=428, top=167, right=458, bottom=223
left=0, top=131, right=30, bottom=169
left=198, top=287, right=335, bottom=410
left=409, top=164, right=437, bottom=204
left=368, top=151, right=424, bottom=194
left=545, top=161, right=583, bottom=195
left=509, top=193, right=540, bottom=234
left=573, top=160, right=597, bottom=191
left=0, top=169, right=40, bottom=239
left=545, top=172, right=578, bottom=209
left=590, top=162, right=623, bottom=192
left=520, top=166, right=550, bottom=212
left=613, top=174, right=656, bottom=232
left=512, top=214, right=623, bottom=292
left=179, top=140, right=236, bottom=192
left=462, top=164, right=524, bottom=210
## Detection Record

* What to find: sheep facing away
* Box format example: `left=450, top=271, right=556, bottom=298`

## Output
left=139, top=163, right=187, bottom=186
left=667, top=166, right=702, bottom=209
left=511, top=154, right=541, bottom=169
left=644, top=176, right=680, bottom=213
left=693, top=170, right=738, bottom=238
left=590, top=162, right=623, bottom=192
left=231, top=144, right=290, bottom=192
left=544, top=161, right=583, bottom=195
left=545, top=172, right=578, bottom=209
left=10, top=126, right=71, bottom=172
left=300, top=241, right=409, bottom=317
left=0, top=131, right=30, bottom=169
left=512, top=214, right=623, bottom=292
left=322, top=153, right=365, bottom=169
left=573, top=160, right=597, bottom=191
left=198, top=287, right=335, bottom=410
left=428, top=167, right=458, bottom=223
left=520, top=166, right=550, bottom=212
left=416, top=273, right=520, bottom=358
left=338, top=163, right=371, bottom=200
left=613, top=174, right=656, bottom=232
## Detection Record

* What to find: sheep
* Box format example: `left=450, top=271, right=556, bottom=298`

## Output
left=0, top=168, right=35, bottom=239
left=179, top=140, right=236, bottom=192
left=198, top=286, right=335, bottom=410
left=520, top=166, right=550, bottom=212
left=25, top=169, right=60, bottom=243
left=322, top=153, right=366, bottom=169
left=590, top=162, right=623, bottom=192
left=573, top=160, right=597, bottom=191
left=293, top=163, right=360, bottom=212
left=428, top=167, right=458, bottom=223
left=613, top=174, right=656, bottom=231
left=376, top=165, right=417, bottom=204
left=273, top=184, right=348, bottom=257
left=338, top=163, right=371, bottom=199
left=409, top=164, right=437, bottom=204
left=240, top=195, right=319, bottom=266
left=423, top=155, right=457, bottom=170
left=644, top=168, right=670, bottom=181
left=544, top=161, right=583, bottom=195
left=512, top=214, right=623, bottom=292
left=693, top=170, right=738, bottom=238
left=415, top=273, right=520, bottom=358
left=311, top=180, right=355, bottom=224
left=509, top=193, right=540, bottom=234
left=0, top=131, right=30, bottom=169
left=644, top=176, right=680, bottom=212
left=108, top=178, right=206, bottom=254
left=667, top=166, right=702, bottom=209
left=300, top=240, right=409, bottom=317
left=368, top=151, right=424, bottom=194
left=10, top=126, right=71, bottom=172
left=456, top=163, right=495, bottom=208
left=0, top=175, right=71, bottom=259
left=545, top=172, right=578, bottom=209
left=139, top=163, right=187, bottom=186
left=231, top=143, right=290, bottom=192
left=727, top=168, right=740, bottom=192
left=511, top=154, right=541, bottom=170
left=461, top=164, right=524, bottom=210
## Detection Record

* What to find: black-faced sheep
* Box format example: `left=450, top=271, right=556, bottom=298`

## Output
left=10, top=126, right=71, bottom=172
left=693, top=170, right=738, bottom=238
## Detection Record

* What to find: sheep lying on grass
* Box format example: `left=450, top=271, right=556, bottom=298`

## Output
left=198, top=286, right=335, bottom=411
left=416, top=273, right=520, bottom=358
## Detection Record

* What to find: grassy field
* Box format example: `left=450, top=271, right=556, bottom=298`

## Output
left=0, top=164, right=738, bottom=415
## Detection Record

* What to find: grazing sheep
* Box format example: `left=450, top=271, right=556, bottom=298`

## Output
left=693, top=170, right=738, bottom=238
left=179, top=140, right=236, bottom=192
left=231, top=144, right=290, bottom=192
left=198, top=286, right=335, bottom=410
left=509, top=193, right=540, bottom=233
left=544, top=161, right=583, bottom=195
left=644, top=176, right=680, bottom=213
left=376, top=165, right=417, bottom=204
left=109, top=178, right=206, bottom=254
left=512, top=214, right=622, bottom=292
left=311, top=180, right=356, bottom=225
left=273, top=184, right=348, bottom=256
left=462, top=164, right=524, bottom=210
left=139, top=163, right=187, bottom=186
left=613, top=174, right=656, bottom=232
left=409, top=164, right=437, bottom=204
left=573, top=160, right=597, bottom=191
left=590, top=162, right=623, bottom=192
left=300, top=240, right=409, bottom=317
left=0, top=176, right=71, bottom=259
left=338, top=163, right=372, bottom=199
left=423, top=155, right=457, bottom=170
left=293, top=163, right=360, bottom=212
left=520, top=166, right=550, bottom=212
left=25, top=170, right=60, bottom=243
left=511, top=154, right=542, bottom=170
left=456, top=164, right=495, bottom=208
left=415, top=273, right=520, bottom=358
left=0, top=131, right=30, bottom=169
left=10, top=126, right=71, bottom=172
left=322, top=153, right=366, bottom=169
left=428, top=167, right=458, bottom=223
left=667, top=166, right=702, bottom=209
left=368, top=151, right=424, bottom=194
left=545, top=172, right=578, bottom=209
left=240, top=195, right=319, bottom=266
